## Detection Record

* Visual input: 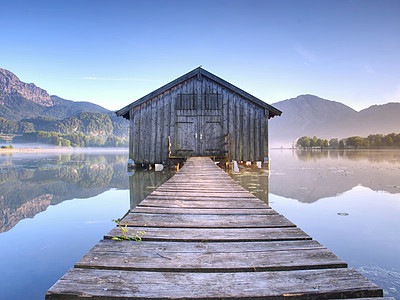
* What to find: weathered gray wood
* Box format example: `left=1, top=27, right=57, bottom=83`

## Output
left=249, top=105, right=255, bottom=161
left=134, top=108, right=141, bottom=161
left=172, top=171, right=235, bottom=176
left=222, top=89, right=228, bottom=145
left=46, top=268, right=382, bottom=299
left=160, top=181, right=242, bottom=185
left=78, top=239, right=326, bottom=254
left=165, top=180, right=237, bottom=184
left=132, top=207, right=275, bottom=215
left=236, top=96, right=242, bottom=160
left=263, top=109, right=269, bottom=158
left=75, top=240, right=346, bottom=272
left=161, top=97, right=168, bottom=162
left=145, top=103, right=152, bottom=164
left=149, top=191, right=258, bottom=198
left=167, top=177, right=235, bottom=181
left=128, top=109, right=134, bottom=159
left=228, top=95, right=235, bottom=160
left=118, top=68, right=282, bottom=164
left=255, top=109, right=261, bottom=161
left=157, top=185, right=247, bottom=191
left=169, top=91, right=176, bottom=158
left=242, top=100, right=249, bottom=161
left=154, top=97, right=161, bottom=163
left=154, top=187, right=249, bottom=193
left=138, top=105, right=145, bottom=163
left=138, top=199, right=270, bottom=209
left=105, top=226, right=311, bottom=242
left=260, top=108, right=265, bottom=160
left=154, top=178, right=248, bottom=184
left=170, top=169, right=230, bottom=174
left=149, top=98, right=156, bottom=163
left=120, top=212, right=295, bottom=228
left=146, top=193, right=259, bottom=202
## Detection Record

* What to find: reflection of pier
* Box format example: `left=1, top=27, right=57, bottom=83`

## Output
left=47, top=157, right=387, bottom=299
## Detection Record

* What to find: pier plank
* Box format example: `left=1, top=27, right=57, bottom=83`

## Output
left=105, top=226, right=311, bottom=242
left=132, top=207, right=276, bottom=214
left=76, top=241, right=346, bottom=272
left=138, top=199, right=270, bottom=209
left=150, top=191, right=258, bottom=198
left=155, top=186, right=247, bottom=192
left=120, top=212, right=295, bottom=228
left=46, top=268, right=383, bottom=299
left=77, top=239, right=327, bottom=254
left=144, top=195, right=261, bottom=201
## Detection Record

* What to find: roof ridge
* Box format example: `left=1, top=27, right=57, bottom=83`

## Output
left=116, top=67, right=281, bottom=119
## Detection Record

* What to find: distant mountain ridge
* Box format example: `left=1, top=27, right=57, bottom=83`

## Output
left=0, top=67, right=129, bottom=140
left=0, top=68, right=53, bottom=106
left=270, top=94, right=400, bottom=147
left=0, top=68, right=110, bottom=121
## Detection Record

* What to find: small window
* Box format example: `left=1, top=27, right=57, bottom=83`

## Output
left=203, top=93, right=221, bottom=110
left=176, top=94, right=196, bottom=110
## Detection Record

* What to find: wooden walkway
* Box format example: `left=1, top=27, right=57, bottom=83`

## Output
left=46, top=157, right=390, bottom=299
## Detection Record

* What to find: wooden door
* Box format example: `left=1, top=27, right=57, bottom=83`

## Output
left=174, top=116, right=198, bottom=156
left=173, top=93, right=199, bottom=157
left=199, top=115, right=222, bottom=156
left=173, top=92, right=223, bottom=158
left=198, top=93, right=223, bottom=156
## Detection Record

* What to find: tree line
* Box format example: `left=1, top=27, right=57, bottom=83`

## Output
left=297, top=133, right=400, bottom=149
left=0, top=112, right=128, bottom=137
left=0, top=111, right=129, bottom=148
left=13, top=131, right=128, bottom=148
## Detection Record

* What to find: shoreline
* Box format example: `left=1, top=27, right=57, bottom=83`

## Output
left=0, top=147, right=129, bottom=154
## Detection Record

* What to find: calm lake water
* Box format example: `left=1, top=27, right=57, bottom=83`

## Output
left=0, top=149, right=399, bottom=299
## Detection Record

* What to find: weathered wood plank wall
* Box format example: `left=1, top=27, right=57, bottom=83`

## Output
left=129, top=76, right=269, bottom=164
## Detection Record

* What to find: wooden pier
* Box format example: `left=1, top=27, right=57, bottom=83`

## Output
left=46, top=157, right=391, bottom=299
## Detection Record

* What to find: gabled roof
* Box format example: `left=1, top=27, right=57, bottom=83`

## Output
left=115, top=67, right=282, bottom=119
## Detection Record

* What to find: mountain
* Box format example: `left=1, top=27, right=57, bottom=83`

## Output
left=269, top=94, right=400, bottom=147
left=357, top=103, right=400, bottom=133
left=0, top=68, right=110, bottom=121
left=0, top=68, right=53, bottom=106
left=0, top=67, right=129, bottom=141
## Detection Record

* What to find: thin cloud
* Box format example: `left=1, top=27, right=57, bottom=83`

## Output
left=83, top=76, right=157, bottom=82
left=294, top=44, right=318, bottom=63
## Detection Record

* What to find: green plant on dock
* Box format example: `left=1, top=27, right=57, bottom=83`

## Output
left=111, top=219, right=145, bottom=241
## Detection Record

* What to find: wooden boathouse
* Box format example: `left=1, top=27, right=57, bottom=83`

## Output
left=116, top=67, right=282, bottom=165
left=46, top=157, right=390, bottom=299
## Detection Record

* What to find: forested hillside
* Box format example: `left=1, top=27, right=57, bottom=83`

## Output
left=0, top=68, right=129, bottom=147
left=1, top=112, right=128, bottom=137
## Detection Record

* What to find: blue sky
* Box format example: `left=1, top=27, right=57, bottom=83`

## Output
left=1, top=0, right=399, bottom=111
